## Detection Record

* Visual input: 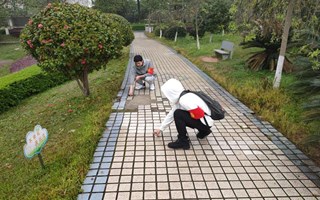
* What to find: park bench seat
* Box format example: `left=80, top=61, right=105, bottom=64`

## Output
left=214, top=41, right=234, bottom=60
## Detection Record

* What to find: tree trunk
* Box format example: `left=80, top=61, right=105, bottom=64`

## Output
left=196, top=34, right=200, bottom=50
left=82, top=65, right=90, bottom=96
left=273, top=0, right=295, bottom=88
left=174, top=31, right=178, bottom=42
left=76, top=66, right=90, bottom=96
left=137, top=0, right=141, bottom=22
left=160, top=29, right=162, bottom=38
left=195, top=12, right=200, bottom=49
left=209, top=33, right=213, bottom=43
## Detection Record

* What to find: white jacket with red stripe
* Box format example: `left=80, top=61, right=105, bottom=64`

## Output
left=159, top=79, right=214, bottom=131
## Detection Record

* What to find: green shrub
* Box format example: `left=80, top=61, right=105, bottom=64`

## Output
left=0, top=65, right=41, bottom=89
left=163, top=26, right=187, bottom=40
left=131, top=23, right=145, bottom=31
left=105, top=13, right=134, bottom=46
left=0, top=73, right=70, bottom=114
left=20, top=3, right=127, bottom=96
left=186, top=25, right=206, bottom=40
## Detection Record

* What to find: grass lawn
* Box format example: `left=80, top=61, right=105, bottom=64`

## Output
left=0, top=43, right=26, bottom=61
left=148, top=33, right=319, bottom=166
left=0, top=48, right=129, bottom=199
left=0, top=42, right=27, bottom=77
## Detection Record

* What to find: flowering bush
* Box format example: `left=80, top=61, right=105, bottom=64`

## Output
left=20, top=3, right=132, bottom=96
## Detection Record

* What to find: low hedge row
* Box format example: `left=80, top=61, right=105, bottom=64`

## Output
left=131, top=24, right=145, bottom=31
left=0, top=65, right=42, bottom=89
left=0, top=73, right=70, bottom=114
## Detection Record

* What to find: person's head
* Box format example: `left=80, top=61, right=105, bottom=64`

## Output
left=134, top=55, right=144, bottom=67
left=161, top=78, right=185, bottom=104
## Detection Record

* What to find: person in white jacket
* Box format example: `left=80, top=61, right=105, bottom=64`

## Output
left=154, top=78, right=213, bottom=149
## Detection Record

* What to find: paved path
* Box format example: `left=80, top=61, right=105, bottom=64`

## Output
left=78, top=32, right=320, bottom=200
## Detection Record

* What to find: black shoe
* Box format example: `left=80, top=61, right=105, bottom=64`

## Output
left=197, top=130, right=212, bottom=139
left=168, top=138, right=190, bottom=149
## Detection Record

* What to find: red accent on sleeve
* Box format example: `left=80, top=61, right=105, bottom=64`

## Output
left=189, top=106, right=205, bottom=119
left=147, top=67, right=154, bottom=74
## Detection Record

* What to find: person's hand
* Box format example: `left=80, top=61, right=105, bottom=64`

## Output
left=135, top=75, right=143, bottom=81
left=153, top=129, right=161, bottom=137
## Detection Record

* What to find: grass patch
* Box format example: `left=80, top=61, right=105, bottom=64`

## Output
left=0, top=42, right=27, bottom=77
left=148, top=32, right=319, bottom=165
left=0, top=34, right=20, bottom=42
left=0, top=48, right=129, bottom=199
left=0, top=62, right=11, bottom=77
left=0, top=43, right=26, bottom=60
left=0, top=65, right=42, bottom=89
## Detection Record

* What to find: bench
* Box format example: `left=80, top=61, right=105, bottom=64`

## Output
left=214, top=41, right=234, bottom=60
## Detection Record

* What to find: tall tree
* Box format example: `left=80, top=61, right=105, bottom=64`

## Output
left=137, top=0, right=140, bottom=21
left=204, top=0, right=232, bottom=43
left=186, top=0, right=206, bottom=49
left=93, top=0, right=137, bottom=22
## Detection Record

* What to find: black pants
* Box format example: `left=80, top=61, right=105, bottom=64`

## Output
left=174, top=109, right=211, bottom=138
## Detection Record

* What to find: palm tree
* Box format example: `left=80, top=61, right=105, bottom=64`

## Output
left=292, top=28, right=320, bottom=145
left=241, top=19, right=293, bottom=72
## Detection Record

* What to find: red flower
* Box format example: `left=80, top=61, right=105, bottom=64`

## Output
left=64, top=25, right=69, bottom=30
left=28, top=20, right=33, bottom=25
left=98, top=44, right=103, bottom=49
left=81, top=58, right=86, bottom=65
left=60, top=42, right=65, bottom=47
left=68, top=109, right=73, bottom=113
left=47, top=3, right=52, bottom=8
left=38, top=24, right=43, bottom=28
left=27, top=40, right=33, bottom=48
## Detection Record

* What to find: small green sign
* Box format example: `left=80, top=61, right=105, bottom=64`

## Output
left=23, top=125, right=48, bottom=159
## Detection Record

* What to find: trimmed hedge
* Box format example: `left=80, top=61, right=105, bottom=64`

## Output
left=0, top=73, right=70, bottom=114
left=131, top=23, right=145, bottom=31
left=0, top=65, right=41, bottom=89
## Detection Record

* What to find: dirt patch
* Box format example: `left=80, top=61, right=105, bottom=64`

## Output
left=199, top=56, right=219, bottom=63
left=125, top=95, right=153, bottom=111
left=10, top=55, right=37, bottom=73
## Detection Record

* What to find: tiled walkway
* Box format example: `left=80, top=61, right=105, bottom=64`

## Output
left=78, top=32, right=320, bottom=200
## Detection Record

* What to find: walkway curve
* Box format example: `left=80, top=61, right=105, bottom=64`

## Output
left=78, top=32, right=320, bottom=200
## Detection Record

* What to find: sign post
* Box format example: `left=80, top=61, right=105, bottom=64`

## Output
left=23, top=125, right=48, bottom=169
